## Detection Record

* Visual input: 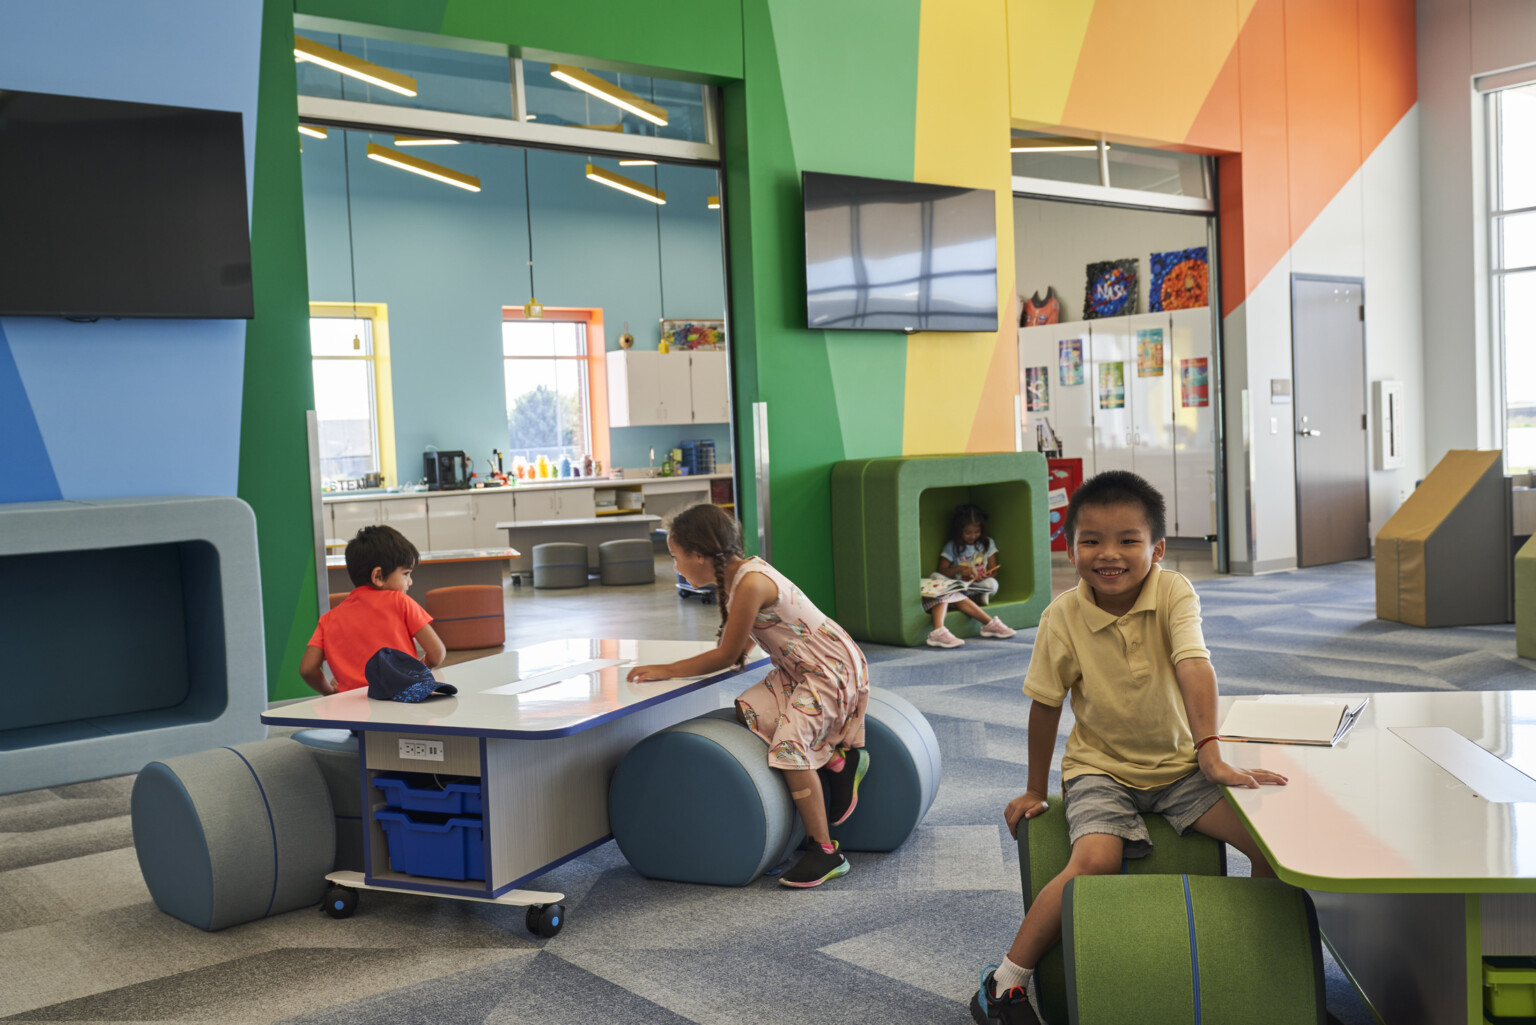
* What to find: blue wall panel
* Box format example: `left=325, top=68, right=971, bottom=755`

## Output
left=300, top=132, right=731, bottom=483
left=0, top=324, right=62, bottom=503
left=0, top=0, right=263, bottom=502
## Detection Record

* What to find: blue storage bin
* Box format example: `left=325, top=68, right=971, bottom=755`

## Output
left=373, top=775, right=483, bottom=816
left=374, top=810, right=486, bottom=880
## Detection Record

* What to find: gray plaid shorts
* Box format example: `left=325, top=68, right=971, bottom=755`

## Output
left=1062, top=770, right=1224, bottom=859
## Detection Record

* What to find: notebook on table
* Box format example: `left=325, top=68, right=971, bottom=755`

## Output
left=1218, top=697, right=1369, bottom=746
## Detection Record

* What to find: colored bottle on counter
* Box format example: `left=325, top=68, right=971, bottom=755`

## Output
left=536, top=455, right=550, bottom=478
left=558, top=455, right=571, bottom=478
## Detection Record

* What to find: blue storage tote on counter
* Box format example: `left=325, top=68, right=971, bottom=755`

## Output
left=374, top=810, right=486, bottom=880
left=374, top=775, right=483, bottom=816
left=680, top=440, right=715, bottom=476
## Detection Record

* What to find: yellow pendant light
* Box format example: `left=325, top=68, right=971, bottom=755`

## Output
left=706, top=195, right=720, bottom=210
left=294, top=35, right=417, bottom=97
left=393, top=135, right=459, bottom=146
left=298, top=124, right=328, bottom=139
left=549, top=64, right=668, bottom=126
left=366, top=142, right=481, bottom=192
left=1010, top=137, right=1105, bottom=153
left=585, top=163, right=666, bottom=205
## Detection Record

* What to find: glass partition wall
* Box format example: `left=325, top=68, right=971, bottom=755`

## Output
left=1489, top=83, right=1536, bottom=475
left=294, top=23, right=730, bottom=490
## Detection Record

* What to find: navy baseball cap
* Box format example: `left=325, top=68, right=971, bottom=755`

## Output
left=365, top=647, right=459, bottom=703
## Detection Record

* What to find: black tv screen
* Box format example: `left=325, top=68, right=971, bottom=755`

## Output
left=0, top=89, right=253, bottom=319
left=803, top=171, right=997, bottom=333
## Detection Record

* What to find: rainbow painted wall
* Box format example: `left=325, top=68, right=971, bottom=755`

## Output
left=0, top=0, right=1423, bottom=697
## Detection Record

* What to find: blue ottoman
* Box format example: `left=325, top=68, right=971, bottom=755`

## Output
left=131, top=738, right=334, bottom=931
left=291, top=728, right=363, bottom=873
left=609, top=714, right=802, bottom=886
left=608, top=686, right=941, bottom=884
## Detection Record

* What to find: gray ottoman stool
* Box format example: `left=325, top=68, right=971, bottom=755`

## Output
left=131, top=738, right=334, bottom=931
left=292, top=729, right=363, bottom=873
left=599, top=538, right=656, bottom=585
left=532, top=542, right=589, bottom=589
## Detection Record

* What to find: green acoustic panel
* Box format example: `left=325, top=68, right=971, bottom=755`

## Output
left=830, top=452, right=1050, bottom=646
left=1018, top=797, right=1226, bottom=1025
left=1518, top=534, right=1536, bottom=660
left=1063, top=875, right=1325, bottom=1025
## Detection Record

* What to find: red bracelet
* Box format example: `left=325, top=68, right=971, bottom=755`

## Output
left=1194, top=734, right=1220, bottom=752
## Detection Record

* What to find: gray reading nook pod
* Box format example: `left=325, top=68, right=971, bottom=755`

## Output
left=0, top=496, right=268, bottom=794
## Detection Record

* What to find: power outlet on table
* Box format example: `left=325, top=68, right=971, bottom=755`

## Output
left=398, top=738, right=444, bottom=761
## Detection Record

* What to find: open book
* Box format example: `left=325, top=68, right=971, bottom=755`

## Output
left=1217, top=697, right=1370, bottom=746
left=920, top=576, right=969, bottom=599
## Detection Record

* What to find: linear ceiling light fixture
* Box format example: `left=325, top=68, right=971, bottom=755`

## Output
left=298, top=124, right=329, bottom=139
left=619, top=159, right=657, bottom=166
left=393, top=135, right=459, bottom=146
left=707, top=195, right=720, bottom=209
left=294, top=35, right=417, bottom=97
left=367, top=142, right=481, bottom=192
left=585, top=163, right=666, bottom=205
left=1009, top=137, right=1105, bottom=153
left=550, top=64, right=668, bottom=126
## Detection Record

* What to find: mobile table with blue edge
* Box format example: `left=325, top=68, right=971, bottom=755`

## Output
left=261, top=639, right=766, bottom=932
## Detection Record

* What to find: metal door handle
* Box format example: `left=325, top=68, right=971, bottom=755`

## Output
left=1298, top=428, right=1322, bottom=437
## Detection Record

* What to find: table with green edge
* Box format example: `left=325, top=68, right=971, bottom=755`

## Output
left=1217, top=690, right=1536, bottom=1025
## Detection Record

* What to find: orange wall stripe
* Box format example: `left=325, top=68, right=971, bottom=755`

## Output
left=1283, top=0, right=1363, bottom=247
left=1357, top=0, right=1418, bottom=157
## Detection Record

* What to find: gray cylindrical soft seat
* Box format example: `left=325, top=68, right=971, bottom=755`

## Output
left=830, top=686, right=943, bottom=852
left=599, top=538, right=655, bottom=585
left=131, top=738, right=335, bottom=931
left=291, top=728, right=363, bottom=873
left=532, top=542, right=589, bottom=589
left=609, top=714, right=801, bottom=886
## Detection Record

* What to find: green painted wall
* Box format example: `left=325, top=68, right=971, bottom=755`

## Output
left=240, top=0, right=325, bottom=701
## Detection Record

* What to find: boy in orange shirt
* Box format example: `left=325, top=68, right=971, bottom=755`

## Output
left=300, top=526, right=446, bottom=695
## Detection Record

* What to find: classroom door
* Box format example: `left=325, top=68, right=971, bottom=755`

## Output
left=1291, top=276, right=1370, bottom=567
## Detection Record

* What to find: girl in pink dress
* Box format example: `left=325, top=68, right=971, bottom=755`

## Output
left=628, top=503, right=871, bottom=888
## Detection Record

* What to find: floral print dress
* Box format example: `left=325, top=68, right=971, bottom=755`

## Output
left=729, top=557, right=870, bottom=771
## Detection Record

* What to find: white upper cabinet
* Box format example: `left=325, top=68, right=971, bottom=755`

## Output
left=607, top=350, right=730, bottom=427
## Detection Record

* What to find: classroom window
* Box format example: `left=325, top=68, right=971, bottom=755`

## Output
left=310, top=303, right=396, bottom=485
left=503, top=319, right=592, bottom=466
left=1490, top=84, right=1536, bottom=474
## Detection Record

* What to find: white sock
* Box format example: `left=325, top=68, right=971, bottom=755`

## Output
left=992, top=955, right=1031, bottom=995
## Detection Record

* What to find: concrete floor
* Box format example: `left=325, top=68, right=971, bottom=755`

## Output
left=438, top=542, right=1226, bottom=664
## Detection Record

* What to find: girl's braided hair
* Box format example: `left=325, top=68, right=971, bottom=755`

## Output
left=668, top=504, right=747, bottom=667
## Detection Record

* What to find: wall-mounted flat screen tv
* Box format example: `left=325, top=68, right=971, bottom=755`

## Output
left=803, top=171, right=997, bottom=333
left=0, top=89, right=253, bottom=319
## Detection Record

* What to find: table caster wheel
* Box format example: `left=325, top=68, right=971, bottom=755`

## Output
left=701, top=594, right=715, bottom=605
left=525, top=902, right=565, bottom=937
left=323, top=885, right=357, bottom=919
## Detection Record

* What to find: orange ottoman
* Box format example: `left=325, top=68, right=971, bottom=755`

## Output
left=328, top=592, right=349, bottom=610
left=423, top=585, right=505, bottom=650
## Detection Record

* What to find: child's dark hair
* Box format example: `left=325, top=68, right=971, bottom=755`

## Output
left=668, top=504, right=745, bottom=664
left=344, top=525, right=419, bottom=588
left=950, top=503, right=990, bottom=552
left=1063, top=470, right=1167, bottom=543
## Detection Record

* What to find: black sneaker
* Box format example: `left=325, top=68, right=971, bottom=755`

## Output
left=826, top=746, right=869, bottom=826
left=969, top=967, right=1040, bottom=1025
left=778, top=839, right=849, bottom=888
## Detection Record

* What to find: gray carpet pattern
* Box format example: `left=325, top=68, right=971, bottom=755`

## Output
left=1, top=560, right=1529, bottom=1024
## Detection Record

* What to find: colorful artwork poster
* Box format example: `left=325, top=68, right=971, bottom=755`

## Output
left=1150, top=247, right=1209, bottom=311
left=1098, top=361, right=1126, bottom=409
left=1025, top=366, right=1049, bottom=411
left=659, top=318, right=725, bottom=350
left=1181, top=357, right=1210, bottom=407
left=1084, top=259, right=1138, bottom=319
left=1136, top=328, right=1165, bottom=378
left=1058, top=338, right=1084, bottom=386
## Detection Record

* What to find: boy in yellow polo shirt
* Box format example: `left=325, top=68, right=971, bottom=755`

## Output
left=971, top=471, right=1288, bottom=1025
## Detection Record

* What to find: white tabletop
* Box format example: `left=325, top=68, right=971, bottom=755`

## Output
left=262, top=639, right=765, bottom=740
left=1218, top=690, right=1536, bottom=893
left=494, top=515, right=661, bottom=530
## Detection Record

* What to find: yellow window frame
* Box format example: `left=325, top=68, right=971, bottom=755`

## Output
left=309, top=301, right=397, bottom=486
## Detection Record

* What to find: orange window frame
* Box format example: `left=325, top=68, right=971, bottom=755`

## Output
left=500, top=306, right=610, bottom=470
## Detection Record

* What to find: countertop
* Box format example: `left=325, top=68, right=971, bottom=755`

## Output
left=323, top=472, right=730, bottom=503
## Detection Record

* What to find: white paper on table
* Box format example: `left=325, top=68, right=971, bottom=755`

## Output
left=1218, top=697, right=1369, bottom=746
